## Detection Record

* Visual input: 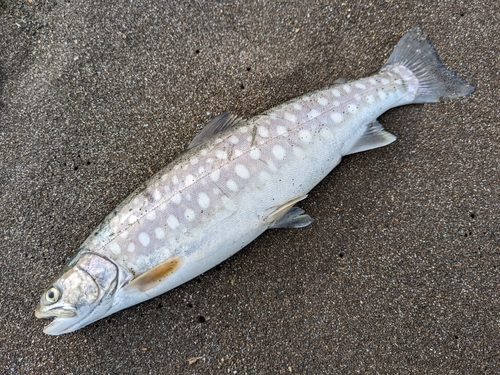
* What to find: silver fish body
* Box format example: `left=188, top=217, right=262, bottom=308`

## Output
left=35, top=26, right=474, bottom=334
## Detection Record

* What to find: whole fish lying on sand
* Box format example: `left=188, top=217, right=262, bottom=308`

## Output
left=36, top=26, right=474, bottom=335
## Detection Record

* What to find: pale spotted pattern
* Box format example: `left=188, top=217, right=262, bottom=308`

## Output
left=81, top=69, right=414, bottom=275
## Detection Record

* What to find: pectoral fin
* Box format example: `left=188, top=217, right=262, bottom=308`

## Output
left=127, top=256, right=183, bottom=292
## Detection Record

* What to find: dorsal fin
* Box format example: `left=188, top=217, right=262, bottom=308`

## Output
left=188, top=113, right=246, bottom=149
left=127, top=256, right=183, bottom=292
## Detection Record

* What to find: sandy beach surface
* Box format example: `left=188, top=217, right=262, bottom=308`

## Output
left=1, top=1, right=498, bottom=373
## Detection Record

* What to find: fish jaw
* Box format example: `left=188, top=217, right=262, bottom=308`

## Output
left=35, top=302, right=112, bottom=335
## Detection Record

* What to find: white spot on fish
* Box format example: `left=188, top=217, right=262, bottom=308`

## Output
left=236, top=149, right=244, bottom=157
left=146, top=211, right=156, bottom=221
left=317, top=97, right=328, bottom=106
left=272, top=145, right=286, bottom=160
left=257, top=126, right=269, bottom=137
left=239, top=126, right=248, bottom=133
left=206, top=158, right=214, bottom=164
left=307, top=109, right=321, bottom=119
left=128, top=215, right=137, bottom=224
left=293, top=146, right=305, bottom=159
left=381, top=78, right=390, bottom=85
left=198, top=166, right=205, bottom=174
left=250, top=148, right=261, bottom=160
left=268, top=113, right=278, bottom=119
left=139, top=232, right=151, bottom=247
left=320, top=128, right=334, bottom=140
left=172, top=176, right=179, bottom=185
left=226, top=179, right=238, bottom=192
left=167, top=215, right=179, bottom=230
left=355, top=82, right=366, bottom=89
left=216, top=150, right=227, bottom=159
left=369, top=78, right=377, bottom=85
left=185, top=174, right=196, bottom=185
left=110, top=243, right=121, bottom=255
left=395, top=79, right=403, bottom=85
left=366, top=95, right=375, bottom=104
left=330, top=112, right=344, bottom=123
left=155, top=227, right=165, bottom=239
left=153, top=190, right=162, bottom=200
left=200, top=149, right=208, bottom=157
left=197, top=192, right=210, bottom=209
left=172, top=193, right=182, bottom=204
left=332, top=89, right=341, bottom=97
left=190, top=158, right=199, bottom=165
left=210, top=169, right=220, bottom=182
left=343, top=84, right=352, bottom=93
left=267, top=160, right=278, bottom=172
left=212, top=188, right=219, bottom=195
left=333, top=100, right=340, bottom=107
left=276, top=125, right=287, bottom=135
left=184, top=209, right=195, bottom=222
left=293, top=103, right=303, bottom=110
left=299, top=130, right=312, bottom=143
left=215, top=138, right=223, bottom=144
left=347, top=104, right=358, bottom=114
left=127, top=243, right=136, bottom=252
left=133, top=198, right=139, bottom=205
left=284, top=112, right=298, bottom=122
left=378, top=90, right=387, bottom=100
left=120, top=230, right=129, bottom=239
left=235, top=164, right=250, bottom=179
left=221, top=196, right=236, bottom=210
left=259, top=171, right=272, bottom=183
left=230, top=135, right=239, bottom=144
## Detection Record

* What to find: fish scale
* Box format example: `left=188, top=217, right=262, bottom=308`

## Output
left=35, top=26, right=475, bottom=334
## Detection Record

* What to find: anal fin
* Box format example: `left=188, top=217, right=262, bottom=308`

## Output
left=345, top=120, right=396, bottom=155
left=127, top=256, right=183, bottom=292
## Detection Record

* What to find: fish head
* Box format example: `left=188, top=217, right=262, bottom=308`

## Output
left=35, top=253, right=119, bottom=335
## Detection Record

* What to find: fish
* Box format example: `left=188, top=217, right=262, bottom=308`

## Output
left=35, top=26, right=474, bottom=335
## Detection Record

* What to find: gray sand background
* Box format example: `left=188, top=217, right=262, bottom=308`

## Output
left=1, top=0, right=499, bottom=373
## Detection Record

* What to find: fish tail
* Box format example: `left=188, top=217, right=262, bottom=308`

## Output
left=382, top=25, right=475, bottom=103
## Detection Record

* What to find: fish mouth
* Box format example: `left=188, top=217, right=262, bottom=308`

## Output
left=35, top=305, right=77, bottom=319
left=35, top=306, right=81, bottom=335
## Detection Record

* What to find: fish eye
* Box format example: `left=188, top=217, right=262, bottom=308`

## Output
left=45, top=287, right=61, bottom=304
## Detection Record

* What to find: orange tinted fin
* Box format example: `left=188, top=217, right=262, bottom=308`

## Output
left=128, top=256, right=183, bottom=292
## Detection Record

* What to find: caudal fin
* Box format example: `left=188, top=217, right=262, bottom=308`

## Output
left=382, top=25, right=475, bottom=103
